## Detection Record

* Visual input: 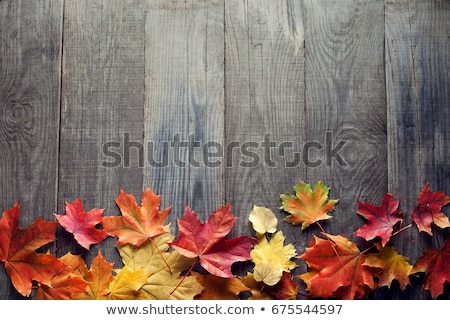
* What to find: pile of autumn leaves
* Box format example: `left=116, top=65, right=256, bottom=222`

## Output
left=1, top=180, right=450, bottom=300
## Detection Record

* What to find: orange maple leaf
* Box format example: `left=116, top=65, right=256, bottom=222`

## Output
left=102, top=188, right=171, bottom=247
left=0, top=203, right=66, bottom=297
left=55, top=198, right=107, bottom=250
left=240, top=273, right=275, bottom=300
left=280, top=180, right=339, bottom=230
left=299, top=233, right=376, bottom=299
left=364, top=244, right=412, bottom=290
left=266, top=272, right=299, bottom=300
left=35, top=253, right=89, bottom=299
left=73, top=250, right=115, bottom=300
left=194, top=274, right=250, bottom=300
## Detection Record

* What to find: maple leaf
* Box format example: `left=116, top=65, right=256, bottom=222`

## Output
left=250, top=230, right=297, bottom=286
left=73, top=250, right=114, bottom=300
left=280, top=180, right=339, bottom=230
left=411, top=236, right=450, bottom=298
left=354, top=194, right=403, bottom=246
left=35, top=253, right=89, bottom=300
left=266, top=272, right=299, bottom=300
left=299, top=233, right=376, bottom=299
left=240, top=273, right=275, bottom=300
left=364, top=244, right=413, bottom=290
left=55, top=198, right=107, bottom=250
left=194, top=274, right=250, bottom=300
left=249, top=205, right=278, bottom=234
left=0, top=203, right=66, bottom=297
left=169, top=204, right=257, bottom=278
left=410, top=183, right=450, bottom=235
left=119, top=234, right=203, bottom=299
left=107, top=266, right=150, bottom=300
left=102, top=188, right=171, bottom=247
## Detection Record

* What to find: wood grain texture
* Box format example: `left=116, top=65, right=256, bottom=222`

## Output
left=303, top=0, right=387, bottom=240
left=144, top=0, right=225, bottom=233
left=225, top=0, right=306, bottom=241
left=0, top=0, right=63, bottom=299
left=0, top=0, right=450, bottom=300
left=386, top=0, right=450, bottom=268
left=58, top=0, right=145, bottom=262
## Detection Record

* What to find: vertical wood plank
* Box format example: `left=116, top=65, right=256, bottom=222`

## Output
left=59, top=0, right=145, bottom=262
left=144, top=0, right=225, bottom=229
left=0, top=0, right=63, bottom=299
left=224, top=0, right=306, bottom=239
left=304, top=0, right=387, bottom=239
left=386, top=0, right=450, bottom=267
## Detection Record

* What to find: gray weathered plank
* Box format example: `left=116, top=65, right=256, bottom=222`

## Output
left=144, top=0, right=225, bottom=231
left=0, top=0, right=63, bottom=299
left=386, top=0, right=450, bottom=280
left=0, top=0, right=449, bottom=300
left=224, top=0, right=306, bottom=242
left=303, top=0, right=387, bottom=241
left=58, top=0, right=145, bottom=263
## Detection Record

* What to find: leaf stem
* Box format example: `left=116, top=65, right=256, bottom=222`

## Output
left=392, top=223, right=413, bottom=238
left=387, top=192, right=416, bottom=205
left=168, top=257, right=198, bottom=296
left=316, top=222, right=345, bottom=268
left=149, top=237, right=172, bottom=274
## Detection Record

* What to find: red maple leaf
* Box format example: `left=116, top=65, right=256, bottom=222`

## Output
left=0, top=203, right=66, bottom=297
left=354, top=194, right=403, bottom=246
left=299, top=233, right=376, bottom=299
left=410, top=183, right=450, bottom=235
left=55, top=198, right=107, bottom=250
left=411, top=236, right=450, bottom=298
left=102, top=188, right=171, bottom=247
left=169, top=204, right=257, bottom=278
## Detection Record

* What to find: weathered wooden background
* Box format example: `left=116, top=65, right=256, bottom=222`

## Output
left=1, top=0, right=449, bottom=299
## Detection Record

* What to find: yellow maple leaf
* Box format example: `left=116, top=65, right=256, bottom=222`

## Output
left=249, top=205, right=278, bottom=235
left=118, top=233, right=203, bottom=300
left=107, top=266, right=150, bottom=300
left=250, top=231, right=297, bottom=286
left=364, top=244, right=413, bottom=290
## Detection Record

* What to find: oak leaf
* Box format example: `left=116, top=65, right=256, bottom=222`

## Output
left=194, top=274, right=250, bottom=300
left=35, top=253, right=89, bottom=300
left=169, top=204, right=257, bottom=278
left=280, top=180, right=338, bottom=230
left=249, top=205, right=278, bottom=234
left=411, top=236, right=450, bottom=298
left=299, top=233, right=375, bottom=299
left=364, top=244, right=412, bottom=290
left=354, top=194, right=403, bottom=246
left=102, top=188, right=171, bottom=247
left=250, top=230, right=297, bottom=286
left=410, top=183, right=450, bottom=235
left=55, top=198, right=107, bottom=250
left=0, top=203, right=66, bottom=297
